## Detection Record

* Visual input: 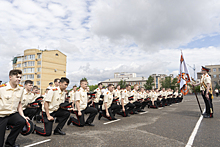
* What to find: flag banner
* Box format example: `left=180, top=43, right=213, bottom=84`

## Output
left=177, top=51, right=191, bottom=95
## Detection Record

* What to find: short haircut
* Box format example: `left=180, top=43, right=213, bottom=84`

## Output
left=116, top=85, right=120, bottom=87
left=24, top=80, right=33, bottom=85
left=126, top=84, right=131, bottom=88
left=46, top=88, right=50, bottom=90
left=154, top=88, right=158, bottom=91
left=60, top=77, right=69, bottom=84
left=9, top=69, right=22, bottom=76
left=80, top=80, right=87, bottom=84
left=98, top=83, right=102, bottom=86
left=54, top=78, right=60, bottom=83
left=73, top=85, right=77, bottom=88
left=108, top=84, right=113, bottom=87
left=134, top=84, right=138, bottom=87
left=33, top=86, right=39, bottom=90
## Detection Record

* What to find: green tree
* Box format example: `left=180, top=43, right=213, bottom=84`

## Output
left=81, top=77, right=88, bottom=85
left=161, top=76, right=172, bottom=89
left=171, top=77, right=179, bottom=90
left=214, top=83, right=220, bottom=89
left=118, top=80, right=126, bottom=89
left=144, top=76, right=154, bottom=90
left=89, top=85, right=98, bottom=91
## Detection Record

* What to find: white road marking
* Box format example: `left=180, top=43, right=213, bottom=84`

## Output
left=139, top=111, right=148, bottom=115
left=24, top=139, right=51, bottom=147
left=158, top=107, right=164, bottom=109
left=103, top=119, right=121, bottom=125
left=185, top=109, right=205, bottom=147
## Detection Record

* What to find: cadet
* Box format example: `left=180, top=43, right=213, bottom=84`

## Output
left=118, top=84, right=135, bottom=117
left=114, top=85, right=122, bottom=103
left=53, top=78, right=60, bottom=88
left=47, top=82, right=53, bottom=90
left=98, top=84, right=120, bottom=120
left=22, top=80, right=39, bottom=120
left=69, top=85, right=77, bottom=103
left=131, top=84, right=144, bottom=113
left=93, top=83, right=103, bottom=110
left=193, top=66, right=214, bottom=118
left=0, top=69, right=27, bottom=147
left=67, top=80, right=98, bottom=127
left=32, top=86, right=40, bottom=99
left=35, top=77, right=70, bottom=136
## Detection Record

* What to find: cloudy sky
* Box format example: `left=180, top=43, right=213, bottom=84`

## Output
left=1, top=0, right=220, bottom=87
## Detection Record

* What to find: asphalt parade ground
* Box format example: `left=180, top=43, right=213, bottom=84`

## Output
left=5, top=95, right=220, bottom=147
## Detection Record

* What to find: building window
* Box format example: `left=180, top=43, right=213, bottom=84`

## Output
left=213, top=75, right=216, bottom=78
left=27, top=55, right=35, bottom=60
left=24, top=56, right=27, bottom=61
left=219, top=68, right=220, bottom=72
left=17, top=58, right=22, bottom=62
left=23, top=68, right=26, bottom=73
left=23, top=62, right=27, bottom=67
left=56, top=53, right=59, bottom=56
left=213, top=68, right=216, bottom=72
left=28, top=61, right=35, bottom=66
left=37, top=53, right=41, bottom=59
left=37, top=74, right=41, bottom=78
left=26, top=68, right=35, bottom=73
left=22, top=75, right=27, bottom=80
left=37, top=81, right=40, bottom=85
left=17, top=64, right=21, bottom=68
left=37, top=68, right=41, bottom=72
left=37, top=61, right=41, bottom=65
left=27, top=74, right=34, bottom=79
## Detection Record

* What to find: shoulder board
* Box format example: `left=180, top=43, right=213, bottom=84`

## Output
left=106, top=92, right=109, bottom=94
left=207, top=75, right=209, bottom=77
left=0, top=83, right=7, bottom=88
left=77, top=89, right=81, bottom=92
left=97, top=88, right=99, bottom=90
left=19, top=84, right=23, bottom=87
left=52, top=88, right=58, bottom=91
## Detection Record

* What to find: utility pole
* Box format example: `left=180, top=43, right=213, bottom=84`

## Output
left=187, top=64, right=196, bottom=80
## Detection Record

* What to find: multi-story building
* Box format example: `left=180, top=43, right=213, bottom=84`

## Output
left=114, top=72, right=136, bottom=79
left=12, top=49, right=66, bottom=94
left=102, top=76, right=147, bottom=87
left=102, top=73, right=175, bottom=89
left=197, top=65, right=220, bottom=88
left=150, top=74, right=174, bottom=89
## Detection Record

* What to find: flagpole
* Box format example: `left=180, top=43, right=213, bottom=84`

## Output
left=192, top=85, right=202, bottom=114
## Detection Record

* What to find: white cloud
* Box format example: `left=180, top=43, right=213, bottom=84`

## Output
left=90, top=0, right=220, bottom=50
left=0, top=0, right=220, bottom=89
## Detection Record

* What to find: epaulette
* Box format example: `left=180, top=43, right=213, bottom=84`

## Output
left=206, top=75, right=209, bottom=77
left=19, top=84, right=23, bottom=87
left=106, top=92, right=109, bottom=94
left=0, top=83, right=7, bottom=88
left=52, top=88, right=58, bottom=91
left=77, top=89, right=81, bottom=92
left=97, top=88, right=99, bottom=90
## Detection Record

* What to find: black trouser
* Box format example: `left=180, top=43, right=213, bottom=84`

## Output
left=92, top=102, right=99, bottom=111
left=201, top=91, right=213, bottom=115
left=111, top=103, right=121, bottom=116
left=69, top=107, right=98, bottom=127
left=133, top=101, right=142, bottom=112
left=118, top=102, right=135, bottom=117
left=0, top=112, right=26, bottom=147
left=141, top=101, right=148, bottom=109
left=101, top=105, right=120, bottom=120
left=35, top=108, right=70, bottom=136
left=23, top=108, right=39, bottom=120
left=216, top=93, right=219, bottom=97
